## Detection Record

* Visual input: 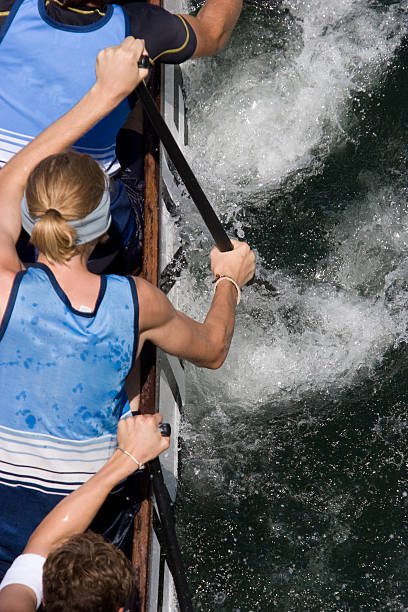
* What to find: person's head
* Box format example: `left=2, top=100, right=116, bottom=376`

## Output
left=24, top=151, right=109, bottom=263
left=42, top=531, right=139, bottom=612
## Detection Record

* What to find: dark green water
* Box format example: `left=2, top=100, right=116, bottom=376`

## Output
left=177, top=2, right=408, bottom=609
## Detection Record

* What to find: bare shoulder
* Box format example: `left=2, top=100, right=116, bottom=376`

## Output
left=132, top=276, right=176, bottom=334
left=0, top=267, right=22, bottom=325
left=0, top=584, right=37, bottom=612
left=132, top=276, right=158, bottom=309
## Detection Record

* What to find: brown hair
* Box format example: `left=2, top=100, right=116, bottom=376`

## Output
left=26, top=151, right=106, bottom=263
left=43, top=531, right=136, bottom=612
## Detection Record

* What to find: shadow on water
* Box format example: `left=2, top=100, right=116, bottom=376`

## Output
left=178, top=343, right=408, bottom=610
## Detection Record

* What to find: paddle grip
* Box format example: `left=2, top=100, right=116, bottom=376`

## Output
left=158, top=422, right=171, bottom=437
left=138, top=55, right=150, bottom=69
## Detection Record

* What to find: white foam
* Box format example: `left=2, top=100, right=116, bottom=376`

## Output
left=321, top=184, right=408, bottom=290
left=185, top=0, right=407, bottom=200
left=176, top=1, right=408, bottom=409
left=319, top=180, right=408, bottom=344
left=180, top=269, right=394, bottom=407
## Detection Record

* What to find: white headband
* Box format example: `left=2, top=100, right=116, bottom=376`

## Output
left=20, top=189, right=111, bottom=245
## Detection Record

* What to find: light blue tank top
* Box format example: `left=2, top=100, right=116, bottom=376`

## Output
left=0, top=264, right=138, bottom=441
left=0, top=265, right=139, bottom=571
left=0, top=0, right=130, bottom=172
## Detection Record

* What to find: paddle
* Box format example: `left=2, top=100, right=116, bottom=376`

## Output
left=149, top=457, right=194, bottom=612
left=136, top=80, right=233, bottom=253
left=149, top=424, right=194, bottom=612
left=136, top=78, right=279, bottom=295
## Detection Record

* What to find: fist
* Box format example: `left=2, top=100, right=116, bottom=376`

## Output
left=95, top=37, right=149, bottom=101
left=117, top=413, right=170, bottom=471
left=210, top=239, right=256, bottom=288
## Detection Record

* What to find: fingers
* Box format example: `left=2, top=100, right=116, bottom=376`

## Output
left=122, top=37, right=149, bottom=61
left=211, top=239, right=251, bottom=255
left=230, top=239, right=249, bottom=251
left=118, top=412, right=163, bottom=433
left=118, top=37, right=149, bottom=81
left=210, top=238, right=256, bottom=288
left=116, top=413, right=170, bottom=466
left=95, top=37, right=149, bottom=100
left=159, top=432, right=171, bottom=453
left=120, top=37, right=148, bottom=75
left=153, top=413, right=163, bottom=425
left=121, top=35, right=142, bottom=49
left=115, top=36, right=144, bottom=58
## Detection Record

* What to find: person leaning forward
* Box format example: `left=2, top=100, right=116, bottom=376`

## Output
left=0, top=0, right=244, bottom=272
left=0, top=38, right=256, bottom=577
left=0, top=413, right=170, bottom=612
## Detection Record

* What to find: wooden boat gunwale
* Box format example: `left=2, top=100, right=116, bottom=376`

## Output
left=133, top=0, right=188, bottom=608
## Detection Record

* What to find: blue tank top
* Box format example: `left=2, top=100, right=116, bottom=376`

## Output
left=0, top=0, right=130, bottom=172
left=0, top=264, right=138, bottom=569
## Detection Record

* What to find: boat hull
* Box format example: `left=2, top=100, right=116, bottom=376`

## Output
left=135, top=3, right=188, bottom=609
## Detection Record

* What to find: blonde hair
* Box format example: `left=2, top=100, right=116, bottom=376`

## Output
left=26, top=152, right=106, bottom=263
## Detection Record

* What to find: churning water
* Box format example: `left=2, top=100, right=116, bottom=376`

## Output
left=176, top=1, right=408, bottom=609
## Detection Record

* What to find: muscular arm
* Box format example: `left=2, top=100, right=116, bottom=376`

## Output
left=124, top=0, right=241, bottom=63
left=24, top=415, right=167, bottom=556
left=182, top=0, right=243, bottom=57
left=0, top=86, right=119, bottom=270
left=137, top=277, right=238, bottom=369
left=137, top=240, right=255, bottom=368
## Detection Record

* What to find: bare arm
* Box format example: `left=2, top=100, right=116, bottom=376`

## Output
left=138, top=277, right=237, bottom=368
left=24, top=414, right=168, bottom=557
left=0, top=415, right=169, bottom=612
left=0, top=586, right=36, bottom=612
left=182, top=0, right=243, bottom=57
left=0, top=37, right=148, bottom=271
left=137, top=240, right=255, bottom=369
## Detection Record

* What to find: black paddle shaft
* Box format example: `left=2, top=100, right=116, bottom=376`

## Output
left=149, top=458, right=194, bottom=612
left=136, top=81, right=233, bottom=253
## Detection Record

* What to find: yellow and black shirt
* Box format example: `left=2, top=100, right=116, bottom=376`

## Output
left=0, top=0, right=197, bottom=63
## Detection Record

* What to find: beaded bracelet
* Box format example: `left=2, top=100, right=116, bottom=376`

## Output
left=117, top=447, right=145, bottom=470
left=212, top=274, right=241, bottom=305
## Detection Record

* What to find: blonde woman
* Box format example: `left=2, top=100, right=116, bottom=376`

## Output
left=0, top=38, right=256, bottom=576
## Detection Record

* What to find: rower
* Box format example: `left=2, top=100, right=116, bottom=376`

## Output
left=0, top=38, right=255, bottom=578
left=0, top=414, right=170, bottom=612
left=0, top=0, right=243, bottom=272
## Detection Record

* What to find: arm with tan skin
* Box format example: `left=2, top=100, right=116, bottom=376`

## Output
left=0, top=37, right=149, bottom=272
left=0, top=414, right=169, bottom=612
left=0, top=587, right=35, bottom=612
left=136, top=240, right=255, bottom=369
left=182, top=0, right=243, bottom=58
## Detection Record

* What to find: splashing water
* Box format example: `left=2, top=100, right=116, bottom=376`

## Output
left=179, top=0, right=408, bottom=406
left=177, top=1, right=408, bottom=609
left=185, top=0, right=407, bottom=199
left=179, top=267, right=394, bottom=407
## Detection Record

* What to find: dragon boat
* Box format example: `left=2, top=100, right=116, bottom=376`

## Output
left=130, top=0, right=188, bottom=608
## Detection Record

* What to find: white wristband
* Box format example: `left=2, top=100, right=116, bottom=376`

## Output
left=117, top=447, right=145, bottom=470
left=213, top=275, right=241, bottom=305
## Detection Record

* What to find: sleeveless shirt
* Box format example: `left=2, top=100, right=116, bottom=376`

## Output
left=0, top=264, right=138, bottom=573
left=0, top=0, right=130, bottom=172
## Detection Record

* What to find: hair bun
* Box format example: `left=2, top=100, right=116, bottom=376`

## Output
left=26, top=151, right=106, bottom=263
left=44, top=208, right=63, bottom=219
